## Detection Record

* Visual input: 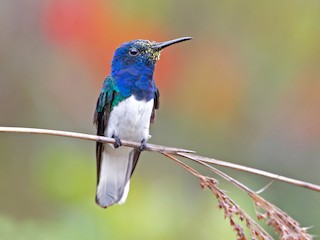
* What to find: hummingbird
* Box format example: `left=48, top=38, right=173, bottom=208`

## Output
left=93, top=37, right=192, bottom=208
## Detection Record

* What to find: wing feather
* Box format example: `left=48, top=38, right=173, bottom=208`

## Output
left=94, top=77, right=116, bottom=184
left=150, top=88, right=160, bottom=123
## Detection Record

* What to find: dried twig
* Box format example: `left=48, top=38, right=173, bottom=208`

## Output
left=163, top=153, right=273, bottom=240
left=0, top=126, right=318, bottom=239
left=0, top=126, right=318, bottom=192
left=0, top=126, right=194, bottom=153
left=178, top=153, right=320, bottom=192
left=166, top=153, right=313, bottom=239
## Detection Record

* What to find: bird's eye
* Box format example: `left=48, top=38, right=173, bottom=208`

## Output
left=129, top=47, right=139, bottom=56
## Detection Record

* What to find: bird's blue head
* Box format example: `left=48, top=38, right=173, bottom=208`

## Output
left=110, top=37, right=192, bottom=100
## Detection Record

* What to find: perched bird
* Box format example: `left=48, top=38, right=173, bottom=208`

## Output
left=93, top=37, right=192, bottom=208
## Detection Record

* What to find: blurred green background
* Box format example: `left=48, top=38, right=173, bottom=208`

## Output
left=1, top=0, right=320, bottom=239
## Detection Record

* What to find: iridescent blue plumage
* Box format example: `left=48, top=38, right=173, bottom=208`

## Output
left=94, top=37, right=192, bottom=208
left=111, top=40, right=158, bottom=101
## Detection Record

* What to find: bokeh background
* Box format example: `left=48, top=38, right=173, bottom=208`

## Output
left=1, top=0, right=320, bottom=239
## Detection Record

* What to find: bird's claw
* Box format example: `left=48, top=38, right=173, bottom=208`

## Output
left=139, top=139, right=147, bottom=151
left=112, top=134, right=122, bottom=148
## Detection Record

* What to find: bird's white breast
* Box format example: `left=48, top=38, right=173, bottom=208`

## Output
left=106, top=96, right=154, bottom=142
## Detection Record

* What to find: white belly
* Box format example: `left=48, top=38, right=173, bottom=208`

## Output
left=106, top=96, right=154, bottom=142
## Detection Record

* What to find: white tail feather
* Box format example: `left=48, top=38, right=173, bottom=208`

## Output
left=96, top=146, right=133, bottom=208
left=118, top=181, right=130, bottom=205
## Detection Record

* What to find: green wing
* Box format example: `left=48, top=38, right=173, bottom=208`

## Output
left=93, top=76, right=120, bottom=184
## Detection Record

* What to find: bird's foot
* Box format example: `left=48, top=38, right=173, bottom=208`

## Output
left=139, top=139, right=147, bottom=151
left=112, top=134, right=122, bottom=148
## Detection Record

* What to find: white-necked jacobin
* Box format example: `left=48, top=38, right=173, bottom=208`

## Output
left=93, top=37, right=192, bottom=208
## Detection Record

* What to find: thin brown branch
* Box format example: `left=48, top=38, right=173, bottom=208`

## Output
left=178, top=152, right=320, bottom=192
left=0, top=126, right=316, bottom=239
left=0, top=126, right=319, bottom=193
left=0, top=126, right=194, bottom=153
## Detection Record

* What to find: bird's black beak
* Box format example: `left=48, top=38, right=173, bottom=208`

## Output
left=152, top=37, right=192, bottom=51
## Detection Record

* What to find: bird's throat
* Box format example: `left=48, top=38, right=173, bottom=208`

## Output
left=112, top=66, right=155, bottom=102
